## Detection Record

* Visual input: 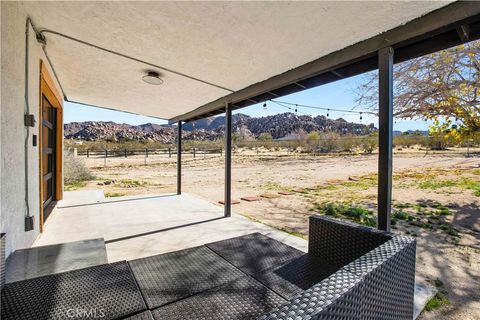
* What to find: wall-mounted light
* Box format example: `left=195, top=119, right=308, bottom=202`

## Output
left=142, top=71, right=163, bottom=85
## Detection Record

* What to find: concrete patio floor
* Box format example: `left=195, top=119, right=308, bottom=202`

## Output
left=34, top=191, right=307, bottom=262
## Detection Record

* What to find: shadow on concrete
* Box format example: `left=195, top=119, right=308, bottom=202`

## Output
left=58, top=194, right=178, bottom=209
left=105, top=217, right=226, bottom=244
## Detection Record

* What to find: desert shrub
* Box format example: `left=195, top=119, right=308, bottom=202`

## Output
left=427, top=134, right=453, bottom=150
left=314, top=132, right=340, bottom=153
left=64, top=152, right=94, bottom=185
left=360, top=136, right=377, bottom=153
left=337, top=136, right=358, bottom=153
left=307, top=131, right=320, bottom=142
left=393, top=134, right=427, bottom=148
left=258, top=132, right=273, bottom=141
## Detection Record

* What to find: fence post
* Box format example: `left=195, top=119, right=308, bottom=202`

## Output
left=193, top=147, right=196, bottom=158
left=466, top=139, right=473, bottom=157
left=87, top=149, right=89, bottom=158
left=220, top=148, right=222, bottom=157
left=124, top=149, right=127, bottom=158
left=104, top=149, right=107, bottom=167
left=145, top=148, right=148, bottom=158
left=168, top=147, right=171, bottom=158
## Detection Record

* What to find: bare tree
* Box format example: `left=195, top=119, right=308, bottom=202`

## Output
left=356, top=40, right=480, bottom=136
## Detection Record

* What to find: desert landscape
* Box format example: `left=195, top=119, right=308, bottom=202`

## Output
left=67, top=147, right=480, bottom=320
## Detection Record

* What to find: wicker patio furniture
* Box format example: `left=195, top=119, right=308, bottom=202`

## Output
left=1, top=215, right=416, bottom=320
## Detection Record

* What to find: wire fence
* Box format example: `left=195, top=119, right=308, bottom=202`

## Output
left=72, top=136, right=480, bottom=161
left=76, top=147, right=223, bottom=159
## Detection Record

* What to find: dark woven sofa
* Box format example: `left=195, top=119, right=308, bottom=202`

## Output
left=1, top=215, right=416, bottom=320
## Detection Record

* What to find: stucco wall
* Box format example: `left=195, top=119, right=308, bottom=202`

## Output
left=1, top=2, right=61, bottom=257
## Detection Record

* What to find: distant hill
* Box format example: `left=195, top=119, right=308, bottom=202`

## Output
left=64, top=112, right=377, bottom=143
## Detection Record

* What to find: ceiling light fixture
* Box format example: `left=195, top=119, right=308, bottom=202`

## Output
left=142, top=71, right=163, bottom=85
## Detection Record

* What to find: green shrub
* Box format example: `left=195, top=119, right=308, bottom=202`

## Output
left=419, top=180, right=457, bottom=189
left=439, top=224, right=459, bottom=237
left=360, top=137, right=377, bottom=153
left=394, top=202, right=413, bottom=209
left=105, top=192, right=125, bottom=198
left=394, top=211, right=409, bottom=220
left=313, top=202, right=376, bottom=227
left=436, top=208, right=451, bottom=215
left=425, top=293, right=450, bottom=311
left=64, top=181, right=86, bottom=191
left=419, top=177, right=480, bottom=196
left=258, top=133, right=273, bottom=141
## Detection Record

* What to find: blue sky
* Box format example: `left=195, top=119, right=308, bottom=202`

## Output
left=64, top=73, right=431, bottom=132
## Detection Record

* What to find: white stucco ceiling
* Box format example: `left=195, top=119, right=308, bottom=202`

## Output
left=23, top=1, right=452, bottom=120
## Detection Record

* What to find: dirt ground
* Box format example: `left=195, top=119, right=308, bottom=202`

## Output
left=74, top=150, right=479, bottom=319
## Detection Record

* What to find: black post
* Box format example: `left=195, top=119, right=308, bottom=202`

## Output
left=124, top=149, right=127, bottom=158
left=177, top=121, right=182, bottom=195
left=378, top=47, right=394, bottom=232
left=87, top=149, right=89, bottom=158
left=193, top=147, right=196, bottom=158
left=224, top=103, right=232, bottom=217
left=168, top=147, right=171, bottom=158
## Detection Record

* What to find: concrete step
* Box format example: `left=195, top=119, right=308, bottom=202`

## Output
left=5, top=238, right=107, bottom=283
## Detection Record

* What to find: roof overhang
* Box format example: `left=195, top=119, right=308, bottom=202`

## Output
left=20, top=1, right=480, bottom=123
left=171, top=1, right=480, bottom=123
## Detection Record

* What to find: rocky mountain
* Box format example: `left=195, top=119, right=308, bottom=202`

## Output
left=64, top=113, right=376, bottom=143
left=64, top=121, right=222, bottom=144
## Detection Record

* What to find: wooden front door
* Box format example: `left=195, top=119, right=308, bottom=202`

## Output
left=41, top=95, right=57, bottom=218
left=39, top=61, right=63, bottom=231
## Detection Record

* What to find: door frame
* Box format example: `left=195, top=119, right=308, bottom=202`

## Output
left=39, top=60, right=63, bottom=232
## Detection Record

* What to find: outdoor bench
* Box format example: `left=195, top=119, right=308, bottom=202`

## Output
left=1, top=215, right=415, bottom=320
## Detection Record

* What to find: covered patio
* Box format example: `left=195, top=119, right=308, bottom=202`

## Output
left=12, top=1, right=480, bottom=236
left=2, top=1, right=480, bottom=319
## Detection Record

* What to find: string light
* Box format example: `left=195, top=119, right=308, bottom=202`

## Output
left=272, top=99, right=374, bottom=116
left=272, top=107, right=377, bottom=136
left=269, top=100, right=376, bottom=133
